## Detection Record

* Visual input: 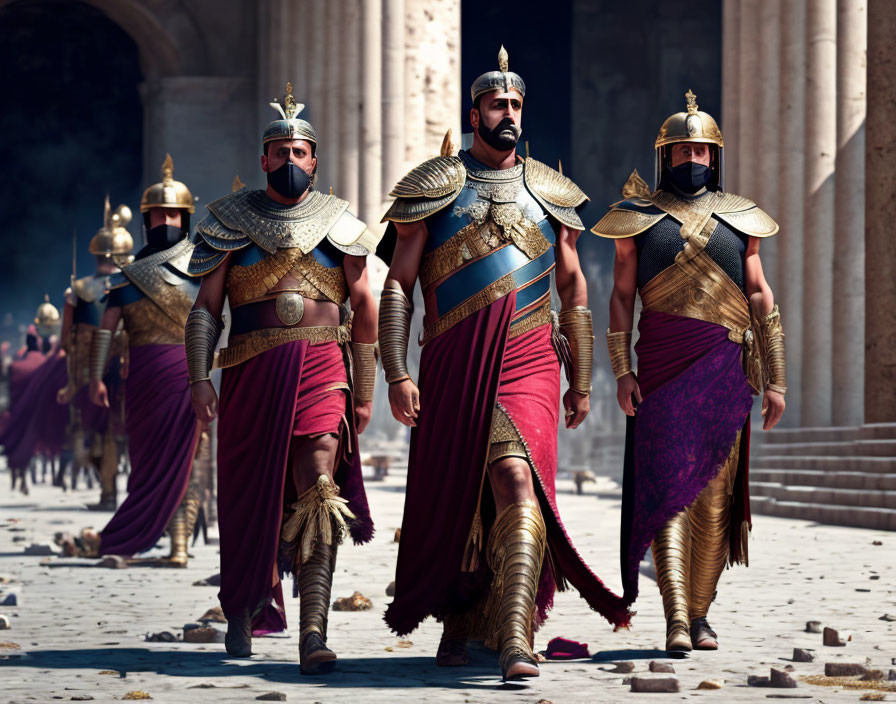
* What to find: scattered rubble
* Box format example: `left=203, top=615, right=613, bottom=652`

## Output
left=183, top=625, right=224, bottom=644
left=792, top=648, right=815, bottom=662
left=0, top=615, right=9, bottom=630
left=332, top=592, right=372, bottom=611
left=649, top=661, right=675, bottom=673
left=825, top=663, right=866, bottom=677
left=255, top=693, right=286, bottom=702
left=609, top=661, right=635, bottom=673
left=144, top=631, right=177, bottom=643
left=770, top=668, right=798, bottom=688
left=197, top=606, right=226, bottom=623
left=805, top=621, right=823, bottom=633
left=385, top=581, right=395, bottom=597
left=696, top=679, right=724, bottom=690
left=99, top=555, right=127, bottom=569
left=23, top=543, right=55, bottom=556
left=823, top=627, right=848, bottom=646
left=630, top=676, right=679, bottom=693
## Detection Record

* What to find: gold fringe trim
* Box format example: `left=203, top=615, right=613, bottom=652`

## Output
left=281, top=475, right=356, bottom=566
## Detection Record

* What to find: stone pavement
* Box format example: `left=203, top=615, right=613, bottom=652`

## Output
left=0, top=469, right=894, bottom=704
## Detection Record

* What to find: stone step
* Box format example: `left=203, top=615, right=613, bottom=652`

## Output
left=750, top=455, right=896, bottom=473
left=751, top=469, right=896, bottom=491
left=750, top=496, right=896, bottom=531
left=760, top=426, right=861, bottom=443
left=859, top=423, right=896, bottom=440
left=750, top=482, right=896, bottom=509
left=753, top=439, right=896, bottom=457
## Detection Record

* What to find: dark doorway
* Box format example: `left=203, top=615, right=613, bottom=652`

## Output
left=0, top=0, right=143, bottom=326
left=460, top=0, right=573, bottom=170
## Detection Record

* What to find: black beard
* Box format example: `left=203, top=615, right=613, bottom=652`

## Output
left=477, top=117, right=521, bottom=151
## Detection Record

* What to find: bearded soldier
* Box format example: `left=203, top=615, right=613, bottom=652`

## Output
left=186, top=84, right=377, bottom=672
left=378, top=47, right=629, bottom=681
left=592, top=90, right=786, bottom=652
left=56, top=198, right=132, bottom=505
left=62, top=155, right=206, bottom=566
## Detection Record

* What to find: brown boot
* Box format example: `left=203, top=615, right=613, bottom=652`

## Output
left=436, top=614, right=470, bottom=667
left=224, top=609, right=252, bottom=658
left=487, top=501, right=546, bottom=681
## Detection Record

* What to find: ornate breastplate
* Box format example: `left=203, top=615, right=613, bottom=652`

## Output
left=419, top=155, right=555, bottom=343
left=226, top=241, right=347, bottom=310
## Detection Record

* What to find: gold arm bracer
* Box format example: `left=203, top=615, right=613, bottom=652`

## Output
left=89, top=329, right=112, bottom=383
left=378, top=280, right=412, bottom=384
left=558, top=307, right=594, bottom=395
left=758, top=304, right=786, bottom=394
left=185, top=308, right=222, bottom=384
left=350, top=341, right=377, bottom=403
left=606, top=329, right=633, bottom=379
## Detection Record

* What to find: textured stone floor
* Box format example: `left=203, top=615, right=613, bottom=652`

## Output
left=0, top=468, right=894, bottom=703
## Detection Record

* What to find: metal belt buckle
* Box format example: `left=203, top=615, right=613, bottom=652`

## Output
left=275, top=292, right=304, bottom=326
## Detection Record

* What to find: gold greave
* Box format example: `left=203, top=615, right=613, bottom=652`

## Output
left=299, top=539, right=336, bottom=641
left=688, top=446, right=737, bottom=619
left=486, top=501, right=546, bottom=670
left=652, top=511, right=691, bottom=642
left=167, top=502, right=189, bottom=564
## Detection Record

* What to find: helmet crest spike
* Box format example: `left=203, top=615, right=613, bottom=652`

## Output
left=161, top=153, right=174, bottom=182
left=685, top=89, right=698, bottom=116
left=263, top=81, right=316, bottom=147
left=498, top=45, right=509, bottom=73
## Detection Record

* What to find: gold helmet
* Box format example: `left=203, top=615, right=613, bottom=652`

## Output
left=89, top=195, right=134, bottom=262
left=34, top=294, right=60, bottom=337
left=654, top=90, right=724, bottom=190
left=263, top=82, right=317, bottom=148
left=140, top=153, right=195, bottom=214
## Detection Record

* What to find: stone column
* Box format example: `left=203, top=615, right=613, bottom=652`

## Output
left=308, top=0, right=327, bottom=130
left=360, top=0, right=383, bottom=227
left=777, top=0, right=807, bottom=427
left=801, top=0, right=837, bottom=427
left=403, top=0, right=426, bottom=162
left=865, top=0, right=896, bottom=423
left=382, top=0, right=406, bottom=192
left=338, top=0, right=361, bottom=211
left=721, top=0, right=740, bottom=193
left=832, top=0, right=866, bottom=426
left=736, top=0, right=761, bottom=201
left=320, top=0, right=342, bottom=194
left=756, top=0, right=781, bottom=289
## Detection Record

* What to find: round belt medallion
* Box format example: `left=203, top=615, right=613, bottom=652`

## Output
left=275, top=292, right=304, bottom=326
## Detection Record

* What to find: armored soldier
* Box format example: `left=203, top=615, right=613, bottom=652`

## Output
left=592, top=90, right=786, bottom=652
left=70, top=155, right=205, bottom=566
left=186, top=84, right=378, bottom=671
left=378, top=47, right=629, bottom=681
left=56, top=198, right=132, bottom=505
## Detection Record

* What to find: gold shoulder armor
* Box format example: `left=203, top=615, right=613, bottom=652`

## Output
left=591, top=206, right=667, bottom=239
left=381, top=156, right=467, bottom=224
left=713, top=193, right=779, bottom=238
left=327, top=210, right=383, bottom=256
left=523, top=157, right=588, bottom=230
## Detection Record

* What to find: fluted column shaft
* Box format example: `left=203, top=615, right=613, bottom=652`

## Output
left=832, top=0, right=866, bottom=426
left=865, top=0, right=896, bottom=422
left=721, top=0, right=740, bottom=194
left=735, top=0, right=761, bottom=200
left=339, top=0, right=361, bottom=210
left=802, top=0, right=837, bottom=427
left=382, top=0, right=406, bottom=193
left=360, top=0, right=383, bottom=227
left=757, top=0, right=781, bottom=289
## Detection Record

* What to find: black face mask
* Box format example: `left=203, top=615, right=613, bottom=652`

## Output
left=477, top=116, right=522, bottom=151
left=145, top=224, right=184, bottom=251
left=668, top=161, right=712, bottom=194
left=267, top=161, right=312, bottom=200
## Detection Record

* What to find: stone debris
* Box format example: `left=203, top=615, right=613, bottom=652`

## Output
left=880, top=614, right=896, bottom=622
left=97, top=670, right=119, bottom=676
left=748, top=674, right=771, bottom=687
left=393, top=528, right=401, bottom=543
left=860, top=670, right=885, bottom=681
left=99, top=555, right=127, bottom=569
left=630, top=676, right=679, bottom=693
left=824, top=662, right=867, bottom=676
left=395, top=640, right=413, bottom=648
left=385, top=581, right=395, bottom=597
left=0, top=641, right=21, bottom=650
left=183, top=625, right=225, bottom=643
left=197, top=606, right=226, bottom=623
left=144, top=631, right=177, bottom=643
left=0, top=615, right=9, bottom=630
left=872, top=540, right=883, bottom=546
left=0, top=593, right=18, bottom=606
left=889, top=669, right=896, bottom=681
left=769, top=668, right=798, bottom=688
left=860, top=695, right=885, bottom=702
left=609, top=661, right=635, bottom=673
left=696, top=679, right=724, bottom=690
left=332, top=592, right=372, bottom=611
left=805, top=621, right=823, bottom=633
left=192, top=573, right=221, bottom=587
left=23, top=542, right=56, bottom=556
left=255, top=693, right=286, bottom=701
left=823, top=627, right=848, bottom=646
left=122, top=693, right=152, bottom=700
left=70, top=696, right=94, bottom=701
left=649, top=661, right=675, bottom=673
left=792, top=648, right=815, bottom=662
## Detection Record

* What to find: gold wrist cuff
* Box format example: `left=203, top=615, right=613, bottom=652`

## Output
left=89, top=329, right=112, bottom=382
left=559, top=307, right=594, bottom=395
left=759, top=305, right=786, bottom=395
left=378, top=281, right=412, bottom=384
left=606, top=329, right=633, bottom=379
left=185, top=308, right=222, bottom=384
left=351, top=341, right=377, bottom=403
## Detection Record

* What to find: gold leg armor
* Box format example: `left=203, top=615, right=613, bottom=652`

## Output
left=652, top=511, right=693, bottom=652
left=281, top=475, right=354, bottom=674
left=95, top=430, right=118, bottom=510
left=688, top=436, right=738, bottom=620
left=486, top=500, right=546, bottom=680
